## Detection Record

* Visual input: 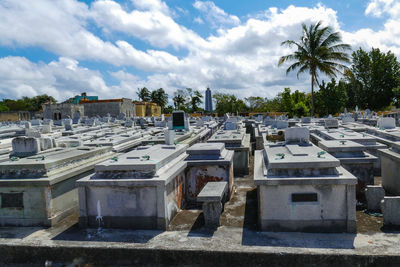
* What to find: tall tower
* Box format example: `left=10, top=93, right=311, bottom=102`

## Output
left=205, top=87, right=213, bottom=113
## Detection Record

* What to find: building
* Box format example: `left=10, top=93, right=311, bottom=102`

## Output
left=82, top=98, right=135, bottom=118
left=42, top=96, right=135, bottom=119
left=134, top=101, right=161, bottom=117
left=205, top=87, right=213, bottom=113
left=71, top=93, right=98, bottom=104
left=42, top=103, right=84, bottom=120
left=0, top=111, right=31, bottom=122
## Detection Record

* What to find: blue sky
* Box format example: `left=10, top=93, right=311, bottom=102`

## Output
left=0, top=0, right=399, bottom=104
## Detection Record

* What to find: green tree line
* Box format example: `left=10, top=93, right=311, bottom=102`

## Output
left=0, top=95, right=56, bottom=112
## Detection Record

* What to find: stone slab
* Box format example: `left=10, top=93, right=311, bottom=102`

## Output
left=197, top=181, right=228, bottom=202
left=94, top=144, right=188, bottom=173
left=382, top=196, right=400, bottom=226
left=187, top=143, right=224, bottom=156
left=365, top=185, right=385, bottom=211
left=265, top=143, right=340, bottom=170
left=318, top=140, right=366, bottom=153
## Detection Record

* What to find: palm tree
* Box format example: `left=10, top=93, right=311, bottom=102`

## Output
left=173, top=90, right=186, bottom=110
left=151, top=88, right=169, bottom=111
left=137, top=87, right=151, bottom=102
left=278, top=21, right=351, bottom=116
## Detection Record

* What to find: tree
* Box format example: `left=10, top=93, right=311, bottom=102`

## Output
left=292, top=102, right=309, bottom=117
left=394, top=86, right=400, bottom=107
left=279, top=21, right=351, bottom=116
left=213, top=93, right=248, bottom=115
left=279, top=88, right=294, bottom=114
left=31, top=94, right=57, bottom=111
left=150, top=88, right=168, bottom=112
left=0, top=103, right=9, bottom=112
left=186, top=88, right=203, bottom=112
left=245, top=96, right=266, bottom=112
left=164, top=105, right=174, bottom=114
left=173, top=89, right=187, bottom=111
left=137, top=87, right=151, bottom=102
left=0, top=94, right=57, bottom=112
left=346, top=48, right=400, bottom=110
left=314, top=79, right=348, bottom=116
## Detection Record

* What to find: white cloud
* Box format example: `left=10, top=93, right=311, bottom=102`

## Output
left=193, top=1, right=240, bottom=29
left=1, top=0, right=400, bottom=103
left=365, top=0, right=400, bottom=18
left=0, top=56, right=118, bottom=101
left=131, top=0, right=170, bottom=14
left=90, top=0, right=206, bottom=49
left=0, top=0, right=183, bottom=70
left=194, top=17, right=204, bottom=24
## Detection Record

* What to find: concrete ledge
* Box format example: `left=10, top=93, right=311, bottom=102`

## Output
left=260, top=219, right=356, bottom=233
left=0, top=240, right=400, bottom=266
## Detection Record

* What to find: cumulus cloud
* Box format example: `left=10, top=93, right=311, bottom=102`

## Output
left=0, top=56, right=127, bottom=101
left=0, top=0, right=183, bottom=70
left=193, top=1, right=240, bottom=29
left=90, top=0, right=206, bottom=49
left=365, top=0, right=400, bottom=18
left=1, top=0, right=400, bottom=102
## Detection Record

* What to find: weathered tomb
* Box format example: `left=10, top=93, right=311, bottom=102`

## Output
left=83, top=132, right=144, bottom=153
left=76, top=144, right=188, bottom=230
left=207, top=129, right=250, bottom=176
left=254, top=127, right=357, bottom=233
left=0, top=146, right=112, bottom=226
left=184, top=143, right=234, bottom=207
left=379, top=142, right=400, bottom=195
left=318, top=140, right=377, bottom=197
left=316, top=128, right=386, bottom=174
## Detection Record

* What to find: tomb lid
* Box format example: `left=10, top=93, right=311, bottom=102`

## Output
left=207, top=130, right=243, bottom=143
left=95, top=144, right=188, bottom=173
left=319, top=129, right=376, bottom=142
left=319, top=140, right=366, bottom=152
left=391, top=142, right=400, bottom=153
left=0, top=146, right=110, bottom=177
left=265, top=143, right=339, bottom=169
left=187, top=143, right=224, bottom=155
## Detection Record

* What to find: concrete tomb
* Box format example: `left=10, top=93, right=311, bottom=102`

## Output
left=379, top=142, right=400, bottom=195
left=276, top=120, right=289, bottom=129
left=316, top=128, right=386, bottom=175
left=208, top=129, right=250, bottom=176
left=325, top=118, right=339, bottom=128
left=254, top=127, right=357, bottom=233
left=365, top=185, right=385, bottom=211
left=342, top=116, right=355, bottom=123
left=301, top=117, right=312, bottom=124
left=184, top=143, right=234, bottom=207
left=318, top=140, right=377, bottom=197
left=64, top=119, right=73, bottom=131
left=11, top=137, right=41, bottom=157
left=381, top=196, right=400, bottom=226
left=224, top=121, right=238, bottom=130
left=76, top=144, right=188, bottom=230
left=0, top=146, right=112, bottom=226
left=378, top=117, right=396, bottom=130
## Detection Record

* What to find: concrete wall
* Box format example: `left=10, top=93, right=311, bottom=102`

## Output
left=84, top=186, right=159, bottom=229
left=258, top=184, right=356, bottom=233
left=0, top=112, right=30, bottom=122
left=42, top=103, right=84, bottom=120
left=380, top=149, right=400, bottom=195
left=83, top=99, right=135, bottom=118
left=184, top=165, right=233, bottom=207
left=0, top=174, right=80, bottom=227
left=136, top=104, right=146, bottom=117
left=78, top=170, right=186, bottom=230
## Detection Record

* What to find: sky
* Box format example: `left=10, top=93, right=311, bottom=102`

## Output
left=0, top=0, right=400, bottom=105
